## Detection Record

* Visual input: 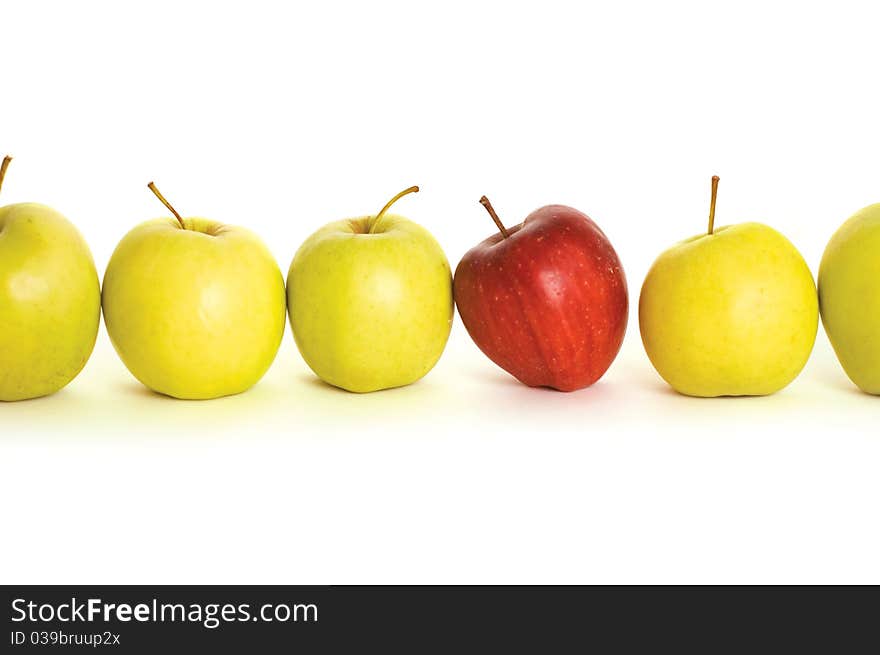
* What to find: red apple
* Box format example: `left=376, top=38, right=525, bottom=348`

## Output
left=453, top=197, right=628, bottom=391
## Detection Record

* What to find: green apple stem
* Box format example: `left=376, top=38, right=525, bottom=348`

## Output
left=147, top=181, right=186, bottom=230
left=479, top=196, right=509, bottom=238
left=370, top=185, right=420, bottom=234
left=707, top=175, right=720, bottom=235
left=0, top=155, right=12, bottom=195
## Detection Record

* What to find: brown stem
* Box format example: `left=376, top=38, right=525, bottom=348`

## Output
left=707, top=175, right=720, bottom=235
left=479, top=196, right=509, bottom=238
left=370, top=185, right=419, bottom=234
left=0, top=156, right=12, bottom=195
left=148, top=181, right=186, bottom=229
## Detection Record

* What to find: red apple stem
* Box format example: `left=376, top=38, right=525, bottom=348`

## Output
left=370, top=185, right=420, bottom=234
left=148, top=181, right=186, bottom=230
left=479, top=196, right=509, bottom=238
left=0, top=155, right=12, bottom=195
left=707, top=175, right=720, bottom=235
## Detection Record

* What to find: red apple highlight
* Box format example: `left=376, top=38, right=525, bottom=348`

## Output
left=453, top=198, right=628, bottom=391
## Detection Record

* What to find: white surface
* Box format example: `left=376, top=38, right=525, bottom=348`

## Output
left=2, top=0, right=880, bottom=584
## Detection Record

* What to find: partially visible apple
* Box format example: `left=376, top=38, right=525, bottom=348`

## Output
left=453, top=197, right=628, bottom=391
left=0, top=156, right=101, bottom=401
left=819, top=203, right=880, bottom=393
left=639, top=176, right=818, bottom=397
left=102, top=182, right=286, bottom=399
left=287, top=186, right=453, bottom=393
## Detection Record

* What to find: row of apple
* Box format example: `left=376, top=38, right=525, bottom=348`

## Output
left=0, top=155, right=876, bottom=402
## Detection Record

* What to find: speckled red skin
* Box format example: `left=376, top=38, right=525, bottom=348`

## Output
left=454, top=205, right=628, bottom=391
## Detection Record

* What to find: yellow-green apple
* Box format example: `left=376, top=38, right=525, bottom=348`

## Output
left=287, top=186, right=453, bottom=393
left=0, top=156, right=100, bottom=401
left=102, top=182, right=286, bottom=399
left=819, top=203, right=880, bottom=393
left=453, top=197, right=628, bottom=391
left=639, top=176, right=818, bottom=397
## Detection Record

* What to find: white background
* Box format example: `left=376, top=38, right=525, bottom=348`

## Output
left=2, top=0, right=879, bottom=584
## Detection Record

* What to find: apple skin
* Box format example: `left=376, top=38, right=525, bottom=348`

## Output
left=102, top=217, right=286, bottom=399
left=453, top=205, right=628, bottom=391
left=639, top=223, right=818, bottom=397
left=818, top=203, right=880, bottom=393
left=0, top=203, right=101, bottom=401
left=288, top=213, right=453, bottom=393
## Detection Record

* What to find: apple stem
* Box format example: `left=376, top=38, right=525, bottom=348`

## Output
left=707, top=175, right=720, bottom=235
left=0, top=155, right=12, bottom=195
left=147, top=181, right=186, bottom=230
left=370, top=185, right=419, bottom=234
left=479, top=196, right=509, bottom=238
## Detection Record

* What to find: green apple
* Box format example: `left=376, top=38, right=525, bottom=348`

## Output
left=288, top=186, right=453, bottom=393
left=639, top=177, right=818, bottom=397
left=818, top=203, right=880, bottom=393
left=102, top=182, right=286, bottom=399
left=0, top=156, right=101, bottom=401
